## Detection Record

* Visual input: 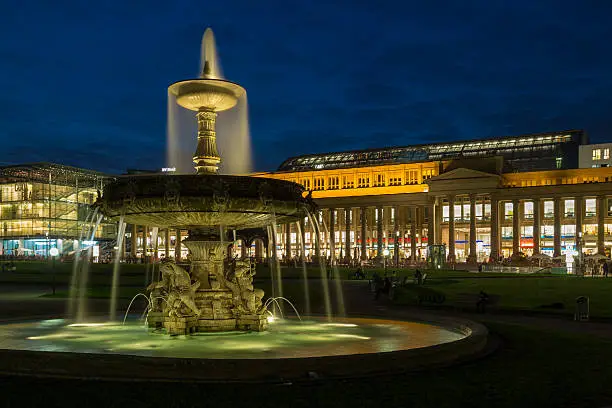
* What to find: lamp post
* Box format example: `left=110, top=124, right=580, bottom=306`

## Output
left=383, top=248, right=390, bottom=275
left=394, top=230, right=400, bottom=267
left=49, top=247, right=59, bottom=295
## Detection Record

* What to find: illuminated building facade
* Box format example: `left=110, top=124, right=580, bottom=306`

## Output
left=255, top=130, right=612, bottom=263
left=0, top=163, right=116, bottom=258
left=6, top=130, right=612, bottom=264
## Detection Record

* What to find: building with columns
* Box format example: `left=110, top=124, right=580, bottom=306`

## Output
left=7, top=130, right=612, bottom=265
left=253, top=130, right=612, bottom=264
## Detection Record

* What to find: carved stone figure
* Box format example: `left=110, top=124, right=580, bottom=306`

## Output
left=147, top=260, right=201, bottom=318
left=218, top=260, right=265, bottom=315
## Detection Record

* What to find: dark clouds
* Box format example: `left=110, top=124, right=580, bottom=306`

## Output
left=0, top=0, right=611, bottom=173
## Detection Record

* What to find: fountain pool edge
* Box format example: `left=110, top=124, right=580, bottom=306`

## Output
left=0, top=314, right=489, bottom=382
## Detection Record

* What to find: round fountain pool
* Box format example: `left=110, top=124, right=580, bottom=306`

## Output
left=0, top=316, right=488, bottom=381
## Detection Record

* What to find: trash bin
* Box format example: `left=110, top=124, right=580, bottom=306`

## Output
left=574, top=296, right=590, bottom=321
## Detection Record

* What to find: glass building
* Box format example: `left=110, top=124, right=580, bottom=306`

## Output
left=0, top=163, right=116, bottom=258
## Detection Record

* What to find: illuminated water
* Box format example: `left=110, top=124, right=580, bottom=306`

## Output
left=166, top=29, right=252, bottom=174
left=109, top=216, right=126, bottom=321
left=0, top=318, right=466, bottom=360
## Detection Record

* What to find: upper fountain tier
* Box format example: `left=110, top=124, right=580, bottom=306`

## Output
left=168, top=76, right=245, bottom=112
left=168, top=29, right=244, bottom=113
left=98, top=27, right=314, bottom=228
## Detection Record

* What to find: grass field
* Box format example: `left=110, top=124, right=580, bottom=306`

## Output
left=4, top=260, right=612, bottom=318
left=393, top=275, right=612, bottom=317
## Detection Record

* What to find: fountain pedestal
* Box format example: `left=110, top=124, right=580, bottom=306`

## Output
left=147, top=232, right=267, bottom=334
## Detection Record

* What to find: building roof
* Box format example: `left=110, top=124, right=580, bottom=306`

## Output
left=0, top=162, right=113, bottom=187
left=277, top=130, right=586, bottom=172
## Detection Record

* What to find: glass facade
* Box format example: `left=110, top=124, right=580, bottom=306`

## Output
left=278, top=130, right=585, bottom=172
left=0, top=163, right=116, bottom=257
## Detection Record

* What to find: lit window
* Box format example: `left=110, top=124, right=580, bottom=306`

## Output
left=544, top=201, right=554, bottom=218
left=462, top=202, right=470, bottom=221
left=542, top=225, right=554, bottom=238
left=562, top=224, right=576, bottom=237
left=593, top=149, right=602, bottom=160
left=524, top=201, right=534, bottom=219
left=605, top=149, right=610, bottom=160
left=585, top=199, right=597, bottom=217
left=475, top=202, right=483, bottom=220
left=504, top=202, right=513, bottom=220
left=442, top=205, right=449, bottom=222
left=454, top=204, right=461, bottom=221
left=501, top=227, right=512, bottom=239
left=564, top=199, right=575, bottom=218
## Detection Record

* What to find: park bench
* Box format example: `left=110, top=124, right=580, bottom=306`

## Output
left=452, top=293, right=500, bottom=312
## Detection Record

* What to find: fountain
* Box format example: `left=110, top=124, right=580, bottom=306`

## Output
left=98, top=28, right=313, bottom=334
left=0, top=28, right=489, bottom=381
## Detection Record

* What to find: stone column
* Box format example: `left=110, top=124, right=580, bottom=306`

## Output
left=410, top=206, right=417, bottom=262
left=255, top=239, right=263, bottom=259
left=533, top=199, right=541, bottom=255
left=240, top=238, right=248, bottom=259
left=553, top=198, right=561, bottom=257
left=164, top=229, right=170, bottom=259
left=490, top=195, right=499, bottom=261
left=393, top=206, right=400, bottom=265
left=314, top=213, right=322, bottom=261
left=285, top=223, right=291, bottom=259
left=435, top=197, right=443, bottom=245
left=428, top=197, right=436, bottom=245
left=175, top=229, right=182, bottom=262
left=130, top=224, right=137, bottom=259
left=418, top=205, right=425, bottom=260
left=360, top=207, right=367, bottom=260
left=467, top=194, right=477, bottom=263
left=447, top=195, right=456, bottom=262
left=575, top=196, right=583, bottom=254
left=329, top=208, right=336, bottom=264
left=345, top=208, right=351, bottom=263
left=598, top=195, right=606, bottom=254
left=376, top=206, right=383, bottom=258
left=142, top=226, right=148, bottom=260
left=512, top=199, right=520, bottom=257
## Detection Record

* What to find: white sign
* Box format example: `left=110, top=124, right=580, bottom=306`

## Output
left=162, top=167, right=176, bottom=172
left=49, top=248, right=59, bottom=257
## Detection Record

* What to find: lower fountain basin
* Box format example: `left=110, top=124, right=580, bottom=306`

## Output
left=0, top=316, right=488, bottom=381
left=98, top=174, right=311, bottom=229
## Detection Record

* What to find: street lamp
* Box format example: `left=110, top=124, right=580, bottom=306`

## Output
left=394, top=230, right=400, bottom=267
left=383, top=248, right=390, bottom=275
left=49, top=247, right=59, bottom=295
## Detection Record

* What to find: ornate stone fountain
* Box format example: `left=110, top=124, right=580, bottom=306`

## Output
left=98, top=28, right=313, bottom=334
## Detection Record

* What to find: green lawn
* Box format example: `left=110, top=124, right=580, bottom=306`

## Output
left=394, top=275, right=612, bottom=318
left=0, top=322, right=610, bottom=407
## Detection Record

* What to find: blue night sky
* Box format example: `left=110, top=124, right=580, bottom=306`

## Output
left=1, top=0, right=611, bottom=174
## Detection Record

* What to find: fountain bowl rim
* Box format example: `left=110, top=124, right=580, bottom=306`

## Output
left=168, top=78, right=246, bottom=97
left=0, top=313, right=490, bottom=383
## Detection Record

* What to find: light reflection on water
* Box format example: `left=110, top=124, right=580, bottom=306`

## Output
left=0, top=317, right=467, bottom=360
